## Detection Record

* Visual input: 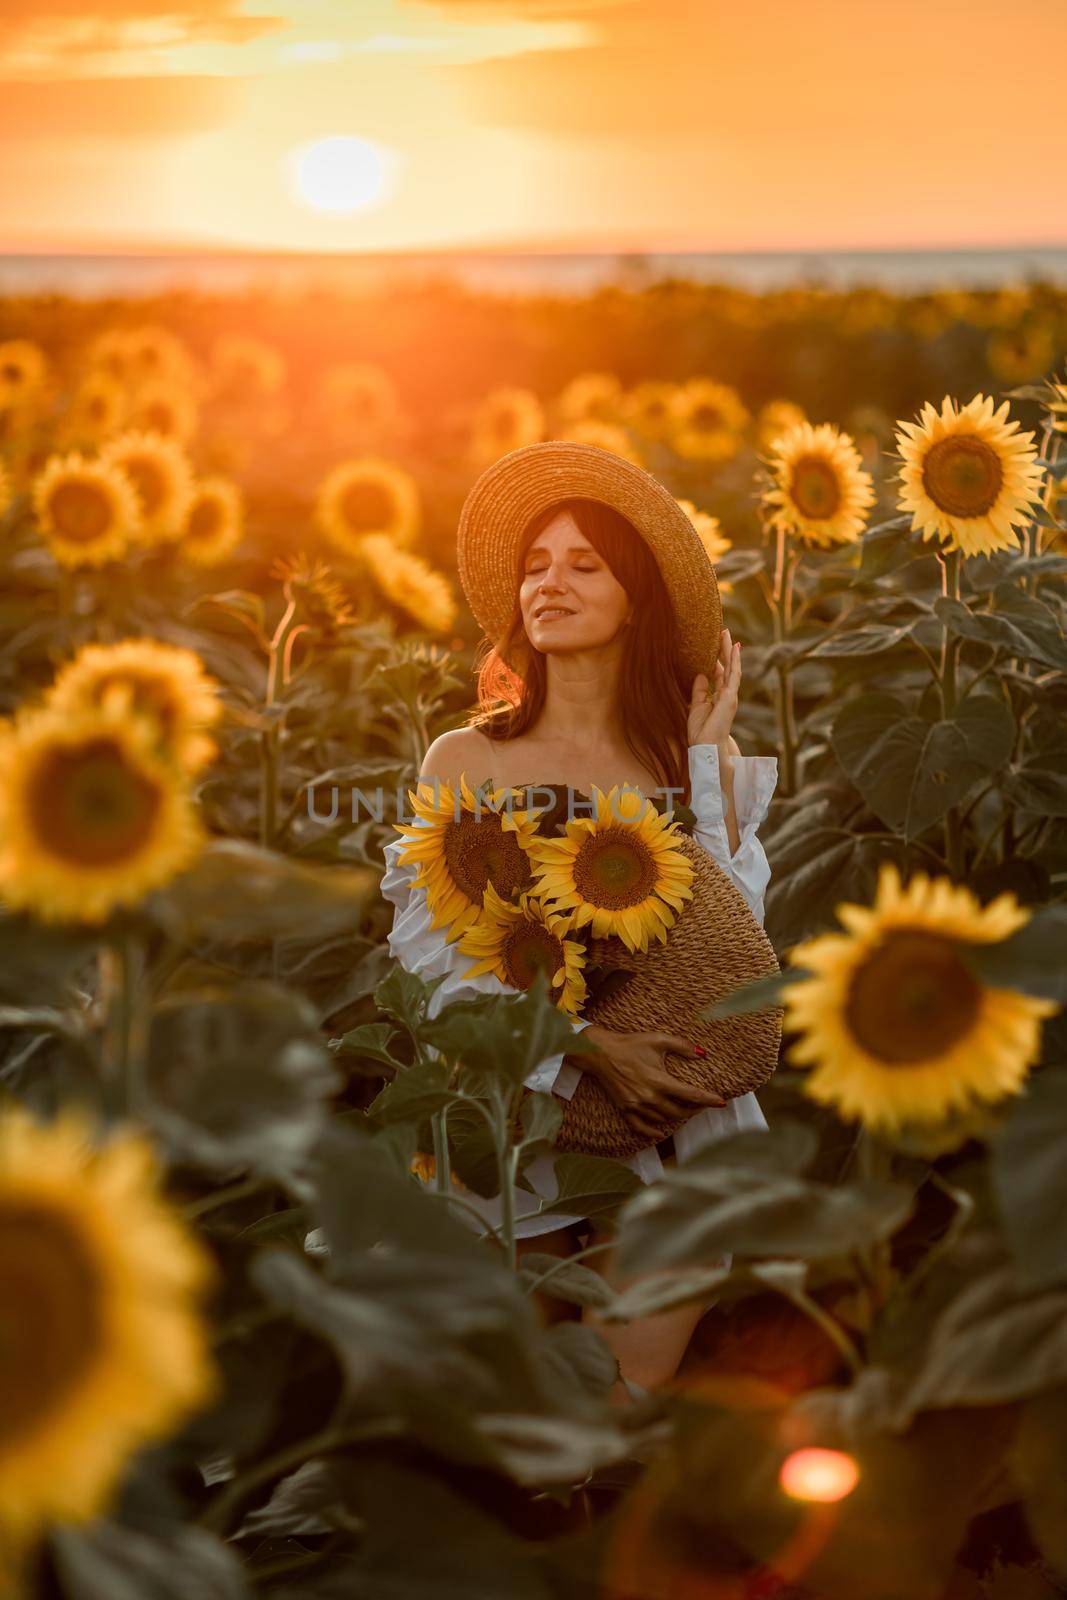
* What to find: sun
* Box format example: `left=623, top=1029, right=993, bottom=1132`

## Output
left=288, top=136, right=391, bottom=216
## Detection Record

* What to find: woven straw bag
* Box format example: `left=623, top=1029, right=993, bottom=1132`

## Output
left=553, top=831, right=783, bottom=1160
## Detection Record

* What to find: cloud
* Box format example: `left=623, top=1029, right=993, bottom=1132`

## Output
left=0, top=3, right=281, bottom=69
left=0, top=74, right=243, bottom=138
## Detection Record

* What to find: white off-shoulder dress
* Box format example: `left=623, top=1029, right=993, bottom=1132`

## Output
left=378, top=743, right=779, bottom=1239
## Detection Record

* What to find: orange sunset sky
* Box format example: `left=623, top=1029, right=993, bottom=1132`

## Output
left=1, top=0, right=1065, bottom=255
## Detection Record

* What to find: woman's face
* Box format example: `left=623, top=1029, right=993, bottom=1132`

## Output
left=518, top=507, right=633, bottom=655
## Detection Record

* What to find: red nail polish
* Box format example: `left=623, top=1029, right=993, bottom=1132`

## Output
left=693, top=1045, right=707, bottom=1057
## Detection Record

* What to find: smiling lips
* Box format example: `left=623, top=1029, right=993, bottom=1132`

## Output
left=535, top=606, right=574, bottom=620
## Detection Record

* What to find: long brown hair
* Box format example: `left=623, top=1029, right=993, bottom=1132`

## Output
left=468, top=497, right=696, bottom=806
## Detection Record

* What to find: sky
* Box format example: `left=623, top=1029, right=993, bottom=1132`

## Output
left=0, top=0, right=1065, bottom=254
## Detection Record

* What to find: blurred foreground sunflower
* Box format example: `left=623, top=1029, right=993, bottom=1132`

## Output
left=0, top=340, right=49, bottom=409
left=316, top=457, right=420, bottom=557
left=0, top=1105, right=216, bottom=1549
left=763, top=421, right=875, bottom=548
left=128, top=379, right=199, bottom=444
left=392, top=775, right=543, bottom=942
left=757, top=398, right=807, bottom=453
left=677, top=497, right=732, bottom=564
left=456, top=881, right=589, bottom=1014
left=895, top=394, right=1045, bottom=558
left=360, top=533, right=457, bottom=634
left=410, top=1152, right=470, bottom=1191
left=555, top=372, right=622, bottom=425
left=780, top=861, right=1059, bottom=1136
left=31, top=453, right=140, bottom=568
left=671, top=379, right=750, bottom=462
left=0, top=702, right=204, bottom=924
left=63, top=371, right=126, bottom=444
left=470, top=387, right=545, bottom=464
left=318, top=362, right=400, bottom=436
left=47, top=638, right=222, bottom=773
left=181, top=476, right=244, bottom=566
left=100, top=430, right=195, bottom=545
left=620, top=382, right=678, bottom=441
left=525, top=785, right=694, bottom=955
left=0, top=458, right=10, bottom=520
left=559, top=419, right=642, bottom=464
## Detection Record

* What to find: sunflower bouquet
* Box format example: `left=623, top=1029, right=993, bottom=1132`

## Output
left=391, top=771, right=702, bottom=1020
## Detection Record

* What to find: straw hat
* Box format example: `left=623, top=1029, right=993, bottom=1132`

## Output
left=551, top=829, right=783, bottom=1160
left=456, top=440, right=723, bottom=681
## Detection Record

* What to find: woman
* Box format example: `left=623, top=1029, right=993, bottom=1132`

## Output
left=379, top=441, right=778, bottom=1403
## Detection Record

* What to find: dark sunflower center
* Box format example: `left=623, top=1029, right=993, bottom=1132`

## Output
left=88, top=396, right=108, bottom=421
left=502, top=920, right=564, bottom=989
left=340, top=480, right=392, bottom=534
left=692, top=404, right=724, bottom=431
left=143, top=403, right=173, bottom=434
left=442, top=812, right=534, bottom=904
left=50, top=481, right=113, bottom=543
left=922, top=435, right=1003, bottom=518
left=843, top=929, right=983, bottom=1065
left=493, top=407, right=518, bottom=439
left=188, top=497, right=222, bottom=542
left=0, top=1202, right=102, bottom=1447
left=572, top=827, right=656, bottom=909
left=1, top=363, right=23, bottom=385
left=790, top=456, right=842, bottom=520
left=125, top=458, right=167, bottom=517
left=29, top=736, right=163, bottom=866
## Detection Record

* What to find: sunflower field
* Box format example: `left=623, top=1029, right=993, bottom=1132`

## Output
left=0, top=276, right=1066, bottom=1600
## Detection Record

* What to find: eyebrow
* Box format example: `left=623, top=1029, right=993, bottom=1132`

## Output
left=525, top=543, right=595, bottom=557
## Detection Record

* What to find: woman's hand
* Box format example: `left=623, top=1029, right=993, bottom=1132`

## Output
left=579, top=1024, right=727, bottom=1145
left=688, top=625, right=741, bottom=749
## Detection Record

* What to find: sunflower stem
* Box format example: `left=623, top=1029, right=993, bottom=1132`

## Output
left=770, top=523, right=799, bottom=796
left=431, top=1105, right=451, bottom=1194
left=259, top=597, right=300, bottom=852
left=100, top=928, right=148, bottom=1118
left=936, top=548, right=965, bottom=879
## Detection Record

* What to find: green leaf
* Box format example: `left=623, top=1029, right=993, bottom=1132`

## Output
left=538, top=1322, right=619, bottom=1399
left=374, top=963, right=448, bottom=1037
left=518, top=1253, right=617, bottom=1310
left=520, top=1090, right=563, bottom=1149
left=809, top=621, right=917, bottom=657
left=146, top=982, right=340, bottom=1185
left=541, top=1152, right=643, bottom=1223
left=615, top=1124, right=912, bottom=1275
left=832, top=690, right=1014, bottom=840
left=963, top=905, right=1067, bottom=1002
left=368, top=1056, right=453, bottom=1124
left=330, top=1021, right=405, bottom=1071
left=992, top=1068, right=1067, bottom=1288
left=148, top=841, right=379, bottom=943
left=605, top=1259, right=734, bottom=1321
left=51, top=1521, right=250, bottom=1600
left=422, top=969, right=590, bottom=1088
left=699, top=970, right=795, bottom=1019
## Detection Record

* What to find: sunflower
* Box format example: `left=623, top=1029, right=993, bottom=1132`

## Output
left=559, top=419, right=643, bottom=465
left=763, top=421, right=875, bottom=548
left=84, top=327, right=138, bottom=384
left=987, top=320, right=1057, bottom=385
left=125, top=325, right=198, bottom=390
left=676, top=497, right=732, bottom=564
left=524, top=784, right=695, bottom=955
left=555, top=372, right=623, bottom=425
left=315, top=457, right=420, bottom=558
left=780, top=861, right=1059, bottom=1136
left=210, top=334, right=286, bottom=400
left=64, top=371, right=127, bottom=443
left=895, top=394, right=1045, bottom=559
left=470, top=387, right=545, bottom=464
left=0, top=458, right=10, bottom=520
left=271, top=552, right=354, bottom=633
left=318, top=362, right=400, bottom=436
left=671, top=379, right=750, bottom=462
left=128, top=379, right=199, bottom=444
left=757, top=399, right=807, bottom=453
left=31, top=453, right=141, bottom=568
left=1043, top=474, right=1067, bottom=551
left=0, top=341, right=49, bottom=409
left=100, top=430, right=195, bottom=545
left=620, top=381, right=678, bottom=441
left=410, top=1152, right=470, bottom=1192
left=392, top=774, right=544, bottom=943
left=47, top=638, right=222, bottom=774
left=0, top=1105, right=215, bottom=1548
left=359, top=534, right=457, bottom=635
left=0, top=702, right=204, bottom=924
left=455, top=881, right=589, bottom=1015
left=181, top=476, right=244, bottom=566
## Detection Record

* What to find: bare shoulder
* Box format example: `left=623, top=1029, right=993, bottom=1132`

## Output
left=419, top=726, right=494, bottom=788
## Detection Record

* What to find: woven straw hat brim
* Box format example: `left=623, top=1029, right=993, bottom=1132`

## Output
left=553, top=832, right=782, bottom=1161
left=456, top=440, right=723, bottom=682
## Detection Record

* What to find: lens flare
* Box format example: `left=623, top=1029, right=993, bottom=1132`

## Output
left=778, top=1447, right=859, bottom=1503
